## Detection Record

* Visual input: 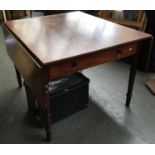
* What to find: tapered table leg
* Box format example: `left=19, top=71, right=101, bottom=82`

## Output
left=14, top=66, right=22, bottom=88
left=126, top=55, right=138, bottom=107
left=45, top=105, right=52, bottom=142
left=43, top=84, right=52, bottom=142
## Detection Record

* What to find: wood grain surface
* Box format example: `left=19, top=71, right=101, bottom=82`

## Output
left=4, top=11, right=151, bottom=66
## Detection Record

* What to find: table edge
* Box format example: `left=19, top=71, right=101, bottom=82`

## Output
left=3, top=21, right=153, bottom=67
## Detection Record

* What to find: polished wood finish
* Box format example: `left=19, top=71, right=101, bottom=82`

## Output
left=3, top=11, right=152, bottom=142
left=5, top=11, right=151, bottom=66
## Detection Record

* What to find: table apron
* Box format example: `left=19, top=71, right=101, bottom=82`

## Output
left=48, top=42, right=140, bottom=80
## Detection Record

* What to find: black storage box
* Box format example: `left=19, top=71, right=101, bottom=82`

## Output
left=24, top=72, right=89, bottom=123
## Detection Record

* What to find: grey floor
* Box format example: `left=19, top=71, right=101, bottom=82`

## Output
left=1, top=24, right=155, bottom=144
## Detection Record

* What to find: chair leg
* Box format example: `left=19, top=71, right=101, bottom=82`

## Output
left=14, top=66, right=22, bottom=88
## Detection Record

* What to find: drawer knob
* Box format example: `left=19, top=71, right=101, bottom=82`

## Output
left=128, top=47, right=133, bottom=51
left=72, top=61, right=79, bottom=67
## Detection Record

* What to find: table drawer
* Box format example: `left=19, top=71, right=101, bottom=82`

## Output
left=49, top=42, right=139, bottom=79
left=116, top=42, right=137, bottom=59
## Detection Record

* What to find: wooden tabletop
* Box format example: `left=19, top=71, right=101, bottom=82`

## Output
left=4, top=11, right=151, bottom=66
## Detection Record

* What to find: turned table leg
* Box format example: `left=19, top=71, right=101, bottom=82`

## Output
left=126, top=55, right=138, bottom=107
left=14, top=66, right=22, bottom=88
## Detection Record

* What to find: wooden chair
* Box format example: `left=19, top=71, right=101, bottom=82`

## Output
left=4, top=10, right=27, bottom=20
left=100, top=10, right=147, bottom=32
